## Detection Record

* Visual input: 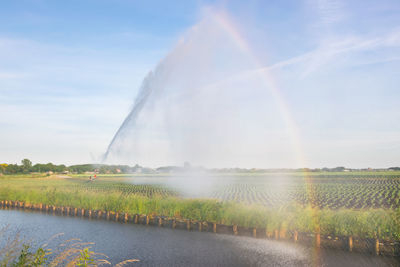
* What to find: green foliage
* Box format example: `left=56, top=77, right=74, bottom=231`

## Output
left=0, top=244, right=48, bottom=267
left=20, top=159, right=32, bottom=173
left=1, top=176, right=399, bottom=240
left=76, top=248, right=95, bottom=267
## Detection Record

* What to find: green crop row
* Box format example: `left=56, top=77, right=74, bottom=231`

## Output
left=1, top=185, right=399, bottom=240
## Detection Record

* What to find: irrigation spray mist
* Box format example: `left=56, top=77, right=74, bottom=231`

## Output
left=102, top=10, right=299, bottom=196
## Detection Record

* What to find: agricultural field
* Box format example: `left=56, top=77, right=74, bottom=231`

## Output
left=1, top=172, right=400, bottom=211
left=209, top=176, right=400, bottom=209
left=80, top=172, right=400, bottom=210
left=1, top=172, right=400, bottom=239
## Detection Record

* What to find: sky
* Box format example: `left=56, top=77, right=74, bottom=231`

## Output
left=0, top=0, right=399, bottom=168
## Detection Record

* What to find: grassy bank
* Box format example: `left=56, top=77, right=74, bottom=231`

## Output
left=1, top=176, right=399, bottom=240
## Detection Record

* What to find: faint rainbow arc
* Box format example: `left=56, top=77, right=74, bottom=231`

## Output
left=213, top=12, right=321, bottom=263
left=213, top=12, right=305, bottom=170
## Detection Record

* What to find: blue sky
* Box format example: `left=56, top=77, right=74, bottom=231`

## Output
left=1, top=0, right=399, bottom=168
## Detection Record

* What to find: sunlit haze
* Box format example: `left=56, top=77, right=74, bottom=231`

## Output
left=1, top=0, right=399, bottom=168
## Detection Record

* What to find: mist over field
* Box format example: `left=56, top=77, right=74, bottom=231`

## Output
left=1, top=1, right=400, bottom=266
left=103, top=11, right=292, bottom=168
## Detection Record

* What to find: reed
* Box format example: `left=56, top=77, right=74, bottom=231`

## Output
left=0, top=227, right=138, bottom=266
left=1, top=179, right=400, bottom=240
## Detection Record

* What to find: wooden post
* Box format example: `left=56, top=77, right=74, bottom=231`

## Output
left=39, top=204, right=43, bottom=211
left=134, top=214, right=138, bottom=224
left=146, top=215, right=150, bottom=225
left=81, top=209, right=85, bottom=217
left=61, top=207, right=65, bottom=215
left=375, top=239, right=380, bottom=255
left=186, top=220, right=191, bottom=230
left=106, top=211, right=110, bottom=220
left=158, top=217, right=162, bottom=227
left=198, top=222, right=202, bottom=232
left=294, top=231, right=298, bottom=242
left=97, top=211, right=102, bottom=219
left=253, top=228, right=257, bottom=238
left=315, top=233, right=321, bottom=248
left=265, top=229, right=271, bottom=239
left=115, top=212, right=119, bottom=222
left=88, top=210, right=92, bottom=219
left=172, top=219, right=176, bottom=229
left=233, top=225, right=238, bottom=235
left=348, top=236, right=353, bottom=252
left=74, top=208, right=77, bottom=216
left=280, top=229, right=286, bottom=239
left=213, top=223, right=217, bottom=233
left=124, top=213, right=128, bottom=223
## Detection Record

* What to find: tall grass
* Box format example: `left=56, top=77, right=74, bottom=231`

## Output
left=1, top=184, right=399, bottom=240
left=0, top=226, right=138, bottom=266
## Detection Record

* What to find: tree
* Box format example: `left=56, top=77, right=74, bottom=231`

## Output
left=21, top=159, right=32, bottom=173
left=0, top=163, right=8, bottom=174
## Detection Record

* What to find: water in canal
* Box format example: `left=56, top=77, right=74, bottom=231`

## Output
left=0, top=209, right=398, bottom=266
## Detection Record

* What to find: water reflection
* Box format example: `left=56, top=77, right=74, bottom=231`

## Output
left=0, top=209, right=397, bottom=266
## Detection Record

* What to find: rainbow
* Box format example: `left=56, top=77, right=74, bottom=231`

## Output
left=211, top=9, right=321, bottom=264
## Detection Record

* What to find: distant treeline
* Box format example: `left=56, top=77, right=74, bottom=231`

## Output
left=0, top=159, right=150, bottom=174
left=0, top=159, right=399, bottom=175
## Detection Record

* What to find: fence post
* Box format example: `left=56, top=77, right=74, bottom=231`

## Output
left=158, top=217, right=162, bottom=227
left=134, top=214, right=138, bottom=224
left=198, top=222, right=202, bottom=232
left=348, top=236, right=353, bottom=252
left=253, top=228, right=257, bottom=238
left=233, top=225, right=238, bottom=235
left=315, top=232, right=321, bottom=248
left=294, top=231, right=298, bottom=242
left=186, top=220, right=191, bottom=231
left=375, top=239, right=380, bottom=255
left=280, top=229, right=286, bottom=239
left=213, top=223, right=217, bottom=233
